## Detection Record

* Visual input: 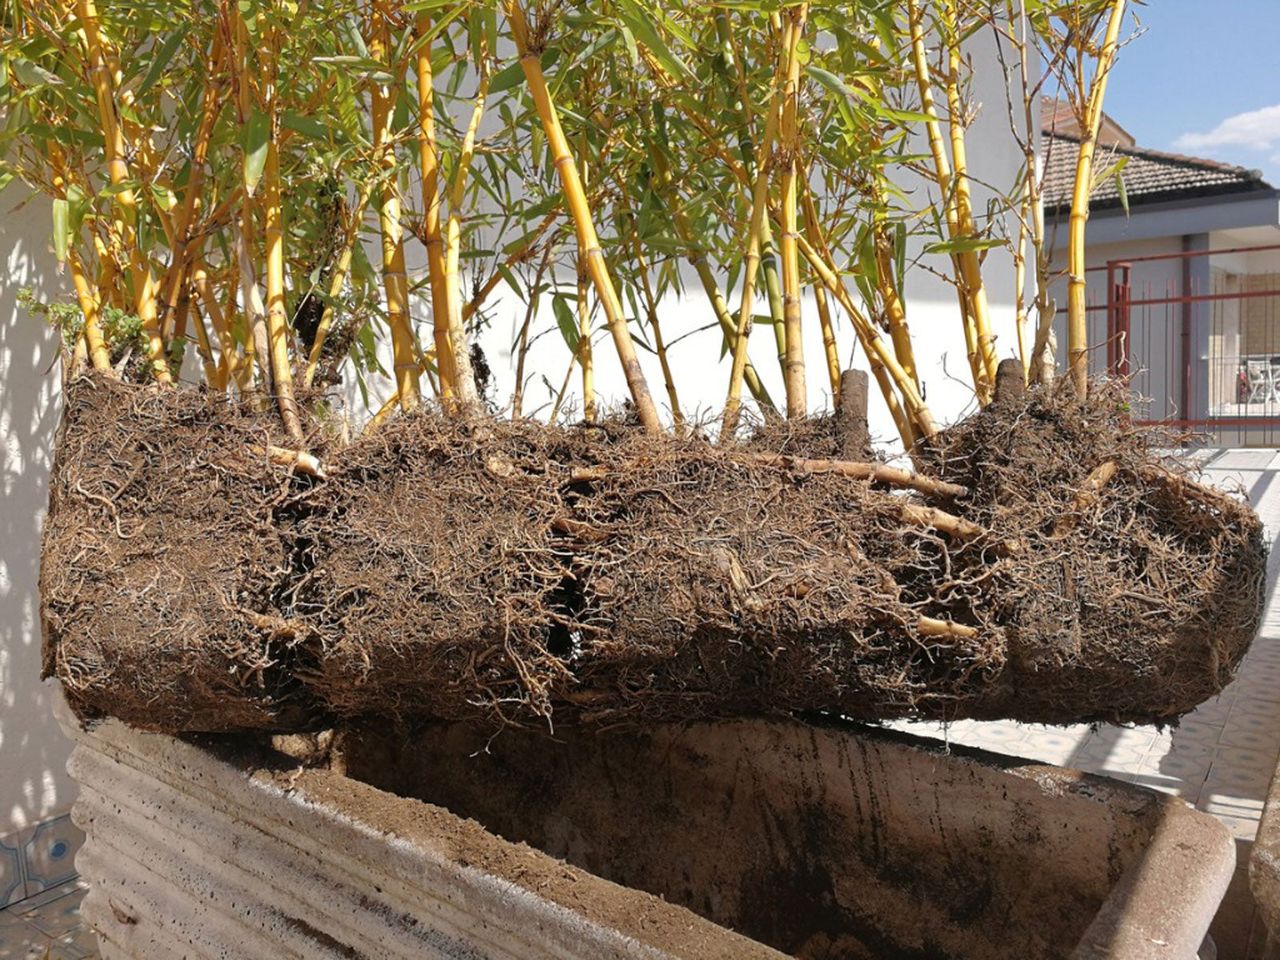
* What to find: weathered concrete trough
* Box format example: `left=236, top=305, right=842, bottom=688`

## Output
left=1250, top=750, right=1280, bottom=955
left=58, top=696, right=1233, bottom=959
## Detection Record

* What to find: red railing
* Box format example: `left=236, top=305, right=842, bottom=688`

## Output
left=1077, top=244, right=1280, bottom=445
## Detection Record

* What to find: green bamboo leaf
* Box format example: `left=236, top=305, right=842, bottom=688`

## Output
left=925, top=237, right=1004, bottom=255
left=489, top=60, right=526, bottom=94
left=51, top=197, right=69, bottom=263
left=282, top=111, right=329, bottom=142
left=242, top=108, right=269, bottom=197
left=553, top=294, right=579, bottom=352
left=616, top=0, right=695, bottom=81
left=619, top=24, right=639, bottom=67
left=10, top=58, right=62, bottom=88
left=136, top=26, right=188, bottom=97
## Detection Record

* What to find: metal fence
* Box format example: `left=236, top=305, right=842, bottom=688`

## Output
left=1070, top=244, right=1280, bottom=447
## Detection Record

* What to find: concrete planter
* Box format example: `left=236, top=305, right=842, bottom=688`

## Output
left=1250, top=752, right=1280, bottom=956
left=58, top=698, right=1233, bottom=960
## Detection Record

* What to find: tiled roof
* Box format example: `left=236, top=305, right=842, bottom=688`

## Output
left=1042, top=133, right=1273, bottom=215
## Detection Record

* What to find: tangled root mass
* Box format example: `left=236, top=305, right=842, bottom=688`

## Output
left=41, top=376, right=1265, bottom=734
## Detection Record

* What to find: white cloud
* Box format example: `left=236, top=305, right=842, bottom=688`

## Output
left=1174, top=104, right=1280, bottom=153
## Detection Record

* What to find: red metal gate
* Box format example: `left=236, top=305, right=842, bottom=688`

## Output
left=1072, top=244, right=1280, bottom=446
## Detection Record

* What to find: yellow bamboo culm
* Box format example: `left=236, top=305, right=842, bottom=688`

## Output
left=642, top=148, right=772, bottom=414
left=414, top=16, right=456, bottom=400
left=442, top=50, right=491, bottom=409
left=160, top=43, right=225, bottom=344
left=798, top=235, right=937, bottom=441
left=370, top=4, right=421, bottom=413
left=904, top=0, right=990, bottom=400
left=938, top=0, right=998, bottom=392
left=778, top=4, right=809, bottom=419
left=576, top=260, right=596, bottom=421
left=190, top=261, right=237, bottom=391
left=723, top=13, right=793, bottom=438
left=1068, top=0, right=1128, bottom=399
left=261, top=77, right=305, bottom=442
left=75, top=0, right=169, bottom=383
left=800, top=185, right=842, bottom=403
left=863, top=39, right=919, bottom=390
left=506, top=0, right=661, bottom=434
left=49, top=146, right=112, bottom=373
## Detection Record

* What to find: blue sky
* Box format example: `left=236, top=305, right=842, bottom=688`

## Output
left=1101, top=0, right=1280, bottom=185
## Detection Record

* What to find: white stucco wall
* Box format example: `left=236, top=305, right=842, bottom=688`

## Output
left=0, top=186, right=77, bottom=836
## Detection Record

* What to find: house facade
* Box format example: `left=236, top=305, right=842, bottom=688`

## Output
left=1044, top=102, right=1280, bottom=444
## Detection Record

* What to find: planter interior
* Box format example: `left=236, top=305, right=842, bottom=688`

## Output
left=59, top=696, right=1234, bottom=960
left=340, top=718, right=1234, bottom=960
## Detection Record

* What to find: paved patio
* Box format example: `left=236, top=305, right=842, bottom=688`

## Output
left=0, top=878, right=95, bottom=959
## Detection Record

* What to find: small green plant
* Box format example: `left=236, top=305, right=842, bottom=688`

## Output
left=19, top=287, right=148, bottom=378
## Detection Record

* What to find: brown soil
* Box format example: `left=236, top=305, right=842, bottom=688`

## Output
left=41, top=374, right=1266, bottom=734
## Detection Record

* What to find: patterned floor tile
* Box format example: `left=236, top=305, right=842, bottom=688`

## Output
left=0, top=889, right=94, bottom=960
left=20, top=891, right=84, bottom=939
left=0, top=835, right=27, bottom=910
left=21, top=820, right=82, bottom=898
left=11, top=884, right=82, bottom=918
left=0, top=913, right=55, bottom=960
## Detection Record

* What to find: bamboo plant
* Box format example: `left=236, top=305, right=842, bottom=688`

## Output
left=0, top=0, right=1131, bottom=453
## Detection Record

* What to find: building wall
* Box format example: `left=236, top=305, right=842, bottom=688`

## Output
left=0, top=185, right=82, bottom=902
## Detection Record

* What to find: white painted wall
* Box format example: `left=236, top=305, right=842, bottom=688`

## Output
left=372, top=26, right=1031, bottom=446
left=0, top=186, right=77, bottom=834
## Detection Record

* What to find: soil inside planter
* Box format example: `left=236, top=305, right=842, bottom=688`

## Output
left=321, top=716, right=1170, bottom=960
left=42, top=374, right=1265, bottom=734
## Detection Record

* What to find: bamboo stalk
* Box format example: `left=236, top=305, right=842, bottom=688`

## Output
left=260, top=18, right=304, bottom=443
left=640, top=150, right=768, bottom=417
left=1014, top=182, right=1030, bottom=377
left=575, top=263, right=596, bottom=422
left=160, top=38, right=226, bottom=344
left=628, top=236, right=681, bottom=427
left=795, top=213, right=920, bottom=446
left=67, top=250, right=112, bottom=373
left=370, top=4, right=421, bottom=413
left=415, top=16, right=454, bottom=399
left=1068, top=0, right=1127, bottom=398
left=75, top=0, right=169, bottom=383
left=191, top=261, right=237, bottom=391
left=778, top=4, right=809, bottom=419
left=798, top=234, right=937, bottom=439
left=189, top=299, right=222, bottom=390
left=800, top=183, right=841, bottom=402
left=49, top=146, right=111, bottom=373
left=511, top=242, right=555, bottom=420
left=938, top=0, right=998, bottom=391
left=642, top=151, right=773, bottom=414
left=723, top=13, right=794, bottom=437
left=442, top=53, right=490, bottom=408
left=904, top=0, right=989, bottom=399
left=506, top=0, right=661, bottom=434
left=462, top=209, right=559, bottom=323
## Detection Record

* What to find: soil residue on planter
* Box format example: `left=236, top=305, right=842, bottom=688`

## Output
left=41, top=374, right=1266, bottom=733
